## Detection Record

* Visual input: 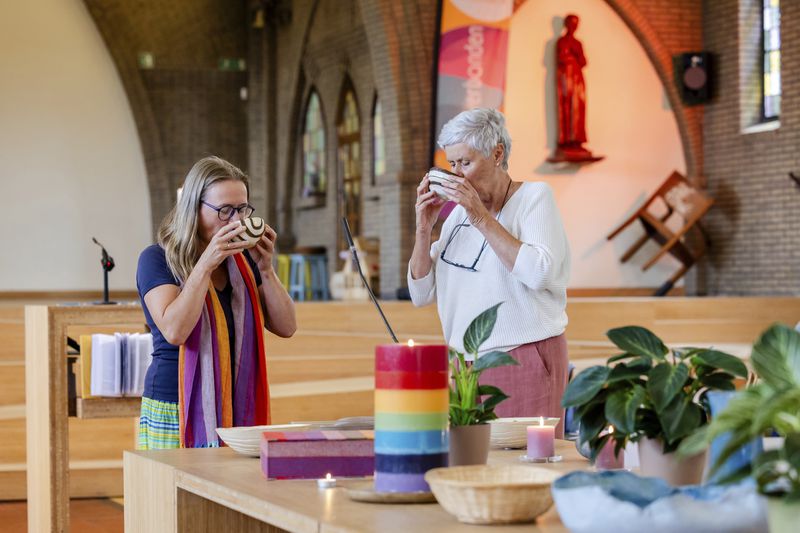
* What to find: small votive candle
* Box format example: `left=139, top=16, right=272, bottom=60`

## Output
left=526, top=417, right=555, bottom=458
left=316, top=473, right=337, bottom=489
left=595, top=429, right=624, bottom=470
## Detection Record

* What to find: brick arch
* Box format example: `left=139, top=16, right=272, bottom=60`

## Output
left=82, top=0, right=249, bottom=236
left=358, top=0, right=438, bottom=177
left=603, top=0, right=704, bottom=181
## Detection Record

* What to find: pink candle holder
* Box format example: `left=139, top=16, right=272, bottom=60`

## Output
left=526, top=422, right=555, bottom=458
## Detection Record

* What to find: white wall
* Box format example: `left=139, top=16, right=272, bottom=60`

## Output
left=0, top=0, right=151, bottom=291
left=505, top=0, right=686, bottom=288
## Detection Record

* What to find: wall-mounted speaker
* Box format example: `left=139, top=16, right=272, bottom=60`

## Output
left=674, top=52, right=711, bottom=106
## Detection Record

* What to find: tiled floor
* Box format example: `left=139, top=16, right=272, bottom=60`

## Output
left=0, top=498, right=123, bottom=533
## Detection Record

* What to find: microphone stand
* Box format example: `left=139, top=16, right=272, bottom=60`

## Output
left=92, top=237, right=116, bottom=305
left=341, top=218, right=398, bottom=343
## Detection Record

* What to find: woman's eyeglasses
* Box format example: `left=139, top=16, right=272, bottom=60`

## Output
left=201, top=200, right=255, bottom=221
left=439, top=216, right=488, bottom=272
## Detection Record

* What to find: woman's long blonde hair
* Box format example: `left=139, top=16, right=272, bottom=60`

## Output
left=158, top=156, right=249, bottom=283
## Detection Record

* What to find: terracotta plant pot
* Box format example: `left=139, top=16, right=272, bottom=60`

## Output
left=449, top=424, right=491, bottom=466
left=638, top=437, right=707, bottom=486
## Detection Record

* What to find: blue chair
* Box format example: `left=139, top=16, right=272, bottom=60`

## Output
left=288, top=254, right=308, bottom=301
left=564, top=363, right=579, bottom=440
left=306, top=254, right=330, bottom=301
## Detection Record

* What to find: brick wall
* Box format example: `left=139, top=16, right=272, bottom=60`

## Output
left=606, top=0, right=704, bottom=182
left=699, top=0, right=800, bottom=295
left=84, top=0, right=249, bottom=232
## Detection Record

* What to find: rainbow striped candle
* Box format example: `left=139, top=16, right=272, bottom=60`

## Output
left=374, top=342, right=449, bottom=493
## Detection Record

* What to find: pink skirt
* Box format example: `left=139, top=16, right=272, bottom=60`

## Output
left=479, top=334, right=569, bottom=438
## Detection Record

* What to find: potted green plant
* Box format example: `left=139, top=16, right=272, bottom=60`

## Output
left=562, top=325, right=748, bottom=485
left=678, top=324, right=800, bottom=532
left=448, top=303, right=519, bottom=466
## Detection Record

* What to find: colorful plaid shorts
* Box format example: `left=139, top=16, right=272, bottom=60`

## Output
left=137, top=397, right=180, bottom=450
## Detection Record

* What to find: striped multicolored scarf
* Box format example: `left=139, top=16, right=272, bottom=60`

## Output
left=179, top=253, right=270, bottom=448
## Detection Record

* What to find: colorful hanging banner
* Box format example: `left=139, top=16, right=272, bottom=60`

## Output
left=433, top=0, right=521, bottom=168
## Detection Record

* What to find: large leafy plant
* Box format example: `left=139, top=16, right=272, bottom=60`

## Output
left=449, top=303, right=520, bottom=426
left=679, top=324, right=800, bottom=499
left=562, top=326, right=748, bottom=460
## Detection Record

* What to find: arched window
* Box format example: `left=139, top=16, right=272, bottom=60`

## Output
left=372, top=96, right=385, bottom=185
left=762, top=0, right=781, bottom=120
left=337, top=85, right=361, bottom=235
left=302, top=91, right=326, bottom=198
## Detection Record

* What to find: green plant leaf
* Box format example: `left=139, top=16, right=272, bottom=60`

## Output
left=627, top=358, right=655, bottom=372
left=472, top=350, right=519, bottom=373
left=463, top=303, right=502, bottom=355
left=754, top=388, right=800, bottom=435
left=660, top=396, right=703, bottom=445
left=561, top=366, right=610, bottom=407
left=785, top=432, right=800, bottom=457
left=636, top=408, right=663, bottom=440
left=474, top=411, right=500, bottom=424
left=677, top=424, right=710, bottom=457
left=607, top=362, right=648, bottom=383
left=751, top=323, right=800, bottom=389
left=477, top=391, right=509, bottom=416
left=604, top=385, right=645, bottom=434
left=698, top=372, right=736, bottom=391
left=607, top=352, right=636, bottom=363
left=578, top=403, right=607, bottom=447
left=647, top=362, right=689, bottom=413
left=575, top=388, right=609, bottom=419
left=606, top=326, right=668, bottom=360
left=674, top=347, right=707, bottom=360
left=477, top=384, right=505, bottom=397
left=691, top=350, right=748, bottom=378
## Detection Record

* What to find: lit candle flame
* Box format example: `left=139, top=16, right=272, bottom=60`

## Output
left=407, top=339, right=415, bottom=347
left=608, top=425, right=615, bottom=435
left=325, top=473, right=332, bottom=480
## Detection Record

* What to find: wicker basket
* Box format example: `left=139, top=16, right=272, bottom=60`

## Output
left=424, top=465, right=560, bottom=524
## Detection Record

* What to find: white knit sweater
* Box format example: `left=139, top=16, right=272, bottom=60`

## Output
left=407, top=182, right=570, bottom=359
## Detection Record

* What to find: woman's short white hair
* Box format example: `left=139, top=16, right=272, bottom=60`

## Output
left=437, top=108, right=512, bottom=170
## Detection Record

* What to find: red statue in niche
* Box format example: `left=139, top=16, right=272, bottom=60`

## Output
left=548, top=14, right=603, bottom=163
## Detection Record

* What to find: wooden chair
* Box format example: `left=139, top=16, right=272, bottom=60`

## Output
left=607, top=171, right=714, bottom=296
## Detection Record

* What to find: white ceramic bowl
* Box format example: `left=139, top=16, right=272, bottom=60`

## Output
left=552, top=470, right=768, bottom=533
left=216, top=423, right=310, bottom=457
left=234, top=217, right=267, bottom=249
left=488, top=417, right=560, bottom=449
left=428, top=167, right=458, bottom=199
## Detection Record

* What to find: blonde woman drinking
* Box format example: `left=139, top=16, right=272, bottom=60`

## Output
left=136, top=156, right=296, bottom=449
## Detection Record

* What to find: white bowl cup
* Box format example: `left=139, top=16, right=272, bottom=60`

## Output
left=427, top=167, right=459, bottom=199
left=235, top=217, right=267, bottom=249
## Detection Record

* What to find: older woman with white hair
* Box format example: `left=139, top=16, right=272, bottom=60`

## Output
left=408, top=108, right=571, bottom=437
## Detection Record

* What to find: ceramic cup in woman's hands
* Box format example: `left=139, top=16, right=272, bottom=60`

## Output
left=233, top=217, right=267, bottom=249
left=427, top=167, right=459, bottom=199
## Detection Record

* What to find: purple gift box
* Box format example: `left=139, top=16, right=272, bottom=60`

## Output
left=260, top=430, right=375, bottom=480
